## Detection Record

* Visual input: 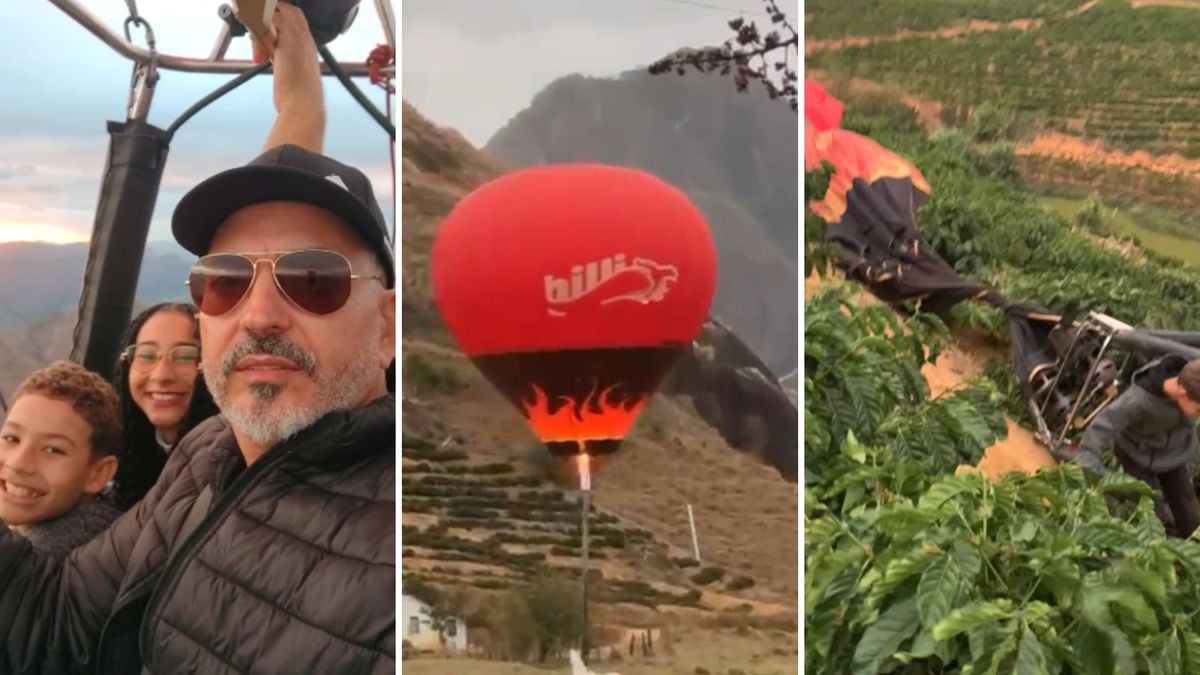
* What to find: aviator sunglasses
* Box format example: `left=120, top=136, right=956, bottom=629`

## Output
left=187, top=248, right=385, bottom=317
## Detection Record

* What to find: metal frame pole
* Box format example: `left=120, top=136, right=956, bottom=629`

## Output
left=373, top=0, right=395, bottom=49
left=47, top=0, right=386, bottom=76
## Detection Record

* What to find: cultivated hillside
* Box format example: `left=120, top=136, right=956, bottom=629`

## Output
left=808, top=0, right=1200, bottom=217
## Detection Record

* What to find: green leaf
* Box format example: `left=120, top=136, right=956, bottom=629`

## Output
left=1074, top=624, right=1115, bottom=675
left=908, top=625, right=938, bottom=659
left=919, top=474, right=982, bottom=511
left=916, top=558, right=962, bottom=627
left=1151, top=631, right=1182, bottom=675
left=807, top=515, right=841, bottom=547
left=1181, top=629, right=1200, bottom=675
left=843, top=430, right=867, bottom=464
left=933, top=599, right=1014, bottom=641
left=1013, top=518, right=1038, bottom=543
left=851, top=597, right=920, bottom=675
left=1080, top=584, right=1140, bottom=674
left=1022, top=601, right=1053, bottom=627
left=1098, top=474, right=1155, bottom=497
left=874, top=505, right=934, bottom=540
left=1077, top=522, right=1142, bottom=551
left=1015, top=627, right=1049, bottom=675
left=952, top=540, right=984, bottom=578
left=819, top=564, right=861, bottom=608
left=1118, top=560, right=1167, bottom=610
left=1165, top=539, right=1200, bottom=579
left=869, top=552, right=932, bottom=608
left=1109, top=588, right=1159, bottom=634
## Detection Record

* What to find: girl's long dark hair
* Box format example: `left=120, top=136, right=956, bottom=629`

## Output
left=111, top=303, right=219, bottom=511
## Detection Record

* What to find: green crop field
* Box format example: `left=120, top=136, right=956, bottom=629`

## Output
left=809, top=0, right=1200, bottom=153
left=805, top=0, right=1083, bottom=38
left=1039, top=196, right=1200, bottom=265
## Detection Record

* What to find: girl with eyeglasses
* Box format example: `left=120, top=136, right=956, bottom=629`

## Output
left=109, top=304, right=218, bottom=510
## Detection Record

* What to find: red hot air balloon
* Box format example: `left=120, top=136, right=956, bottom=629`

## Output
left=431, top=164, right=718, bottom=480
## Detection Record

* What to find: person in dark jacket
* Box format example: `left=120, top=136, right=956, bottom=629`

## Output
left=0, top=5, right=395, bottom=674
left=1075, top=354, right=1200, bottom=537
left=110, top=303, right=219, bottom=510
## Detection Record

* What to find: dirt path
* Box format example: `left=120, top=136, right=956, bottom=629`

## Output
left=1131, top=0, right=1200, bottom=8
left=1017, top=132, right=1200, bottom=179
left=805, top=0, right=1099, bottom=55
left=920, top=340, right=1057, bottom=479
left=805, top=70, right=945, bottom=132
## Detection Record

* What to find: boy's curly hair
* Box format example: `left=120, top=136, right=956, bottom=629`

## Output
left=12, top=361, right=122, bottom=456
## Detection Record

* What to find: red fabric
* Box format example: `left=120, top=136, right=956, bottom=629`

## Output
left=806, top=124, right=930, bottom=224
left=804, top=80, right=930, bottom=222
left=805, top=80, right=844, bottom=131
left=432, top=164, right=717, bottom=356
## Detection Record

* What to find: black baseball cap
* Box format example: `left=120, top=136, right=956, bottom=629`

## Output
left=172, top=144, right=395, bottom=288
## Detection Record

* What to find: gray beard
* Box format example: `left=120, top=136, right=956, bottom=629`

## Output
left=205, top=335, right=380, bottom=447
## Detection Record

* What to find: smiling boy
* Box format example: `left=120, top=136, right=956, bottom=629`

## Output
left=0, top=361, right=122, bottom=558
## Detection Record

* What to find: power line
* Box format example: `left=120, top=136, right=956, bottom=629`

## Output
left=642, top=0, right=773, bottom=17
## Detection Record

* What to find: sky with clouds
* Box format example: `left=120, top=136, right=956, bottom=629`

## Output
left=0, top=0, right=783, bottom=248
left=0, top=0, right=394, bottom=246
left=402, top=0, right=777, bottom=147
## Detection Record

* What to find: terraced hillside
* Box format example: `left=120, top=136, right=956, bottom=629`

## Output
left=809, top=0, right=1200, bottom=153
left=806, top=0, right=1081, bottom=38
left=400, top=424, right=787, bottom=614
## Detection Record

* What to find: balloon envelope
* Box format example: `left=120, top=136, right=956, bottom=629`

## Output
left=805, top=80, right=986, bottom=312
left=432, top=163, right=718, bottom=455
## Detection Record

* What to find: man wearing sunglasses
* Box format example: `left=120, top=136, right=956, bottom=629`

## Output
left=0, top=8, right=396, bottom=675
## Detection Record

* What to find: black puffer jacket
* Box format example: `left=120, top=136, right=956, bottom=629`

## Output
left=0, top=395, right=395, bottom=675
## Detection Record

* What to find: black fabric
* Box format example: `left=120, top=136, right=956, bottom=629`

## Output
left=0, top=395, right=395, bottom=674
left=824, top=177, right=987, bottom=315
left=1006, top=310, right=1061, bottom=400
left=290, top=0, right=363, bottom=46
left=172, top=144, right=395, bottom=288
left=1116, top=446, right=1200, bottom=538
left=71, top=121, right=172, bottom=381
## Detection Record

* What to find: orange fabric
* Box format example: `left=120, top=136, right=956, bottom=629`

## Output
left=804, top=81, right=930, bottom=223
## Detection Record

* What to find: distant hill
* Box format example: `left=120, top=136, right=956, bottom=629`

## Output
left=0, top=240, right=193, bottom=326
left=0, top=240, right=194, bottom=393
left=484, top=70, right=798, bottom=374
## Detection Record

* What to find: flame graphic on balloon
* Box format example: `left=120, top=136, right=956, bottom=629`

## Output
left=520, top=382, right=647, bottom=443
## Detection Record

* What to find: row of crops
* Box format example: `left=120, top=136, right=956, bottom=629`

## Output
left=805, top=103, right=1200, bottom=673
left=805, top=0, right=1083, bottom=40
left=808, top=0, right=1200, bottom=152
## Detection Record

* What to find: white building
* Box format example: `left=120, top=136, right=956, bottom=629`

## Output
left=401, top=594, right=467, bottom=653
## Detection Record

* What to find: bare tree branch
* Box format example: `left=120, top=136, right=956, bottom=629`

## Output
left=649, top=0, right=798, bottom=111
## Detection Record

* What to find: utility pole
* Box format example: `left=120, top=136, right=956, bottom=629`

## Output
left=578, top=450, right=591, bottom=663
left=687, top=503, right=701, bottom=562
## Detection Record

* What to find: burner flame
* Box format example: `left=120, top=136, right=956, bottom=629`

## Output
left=520, top=382, right=646, bottom=443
